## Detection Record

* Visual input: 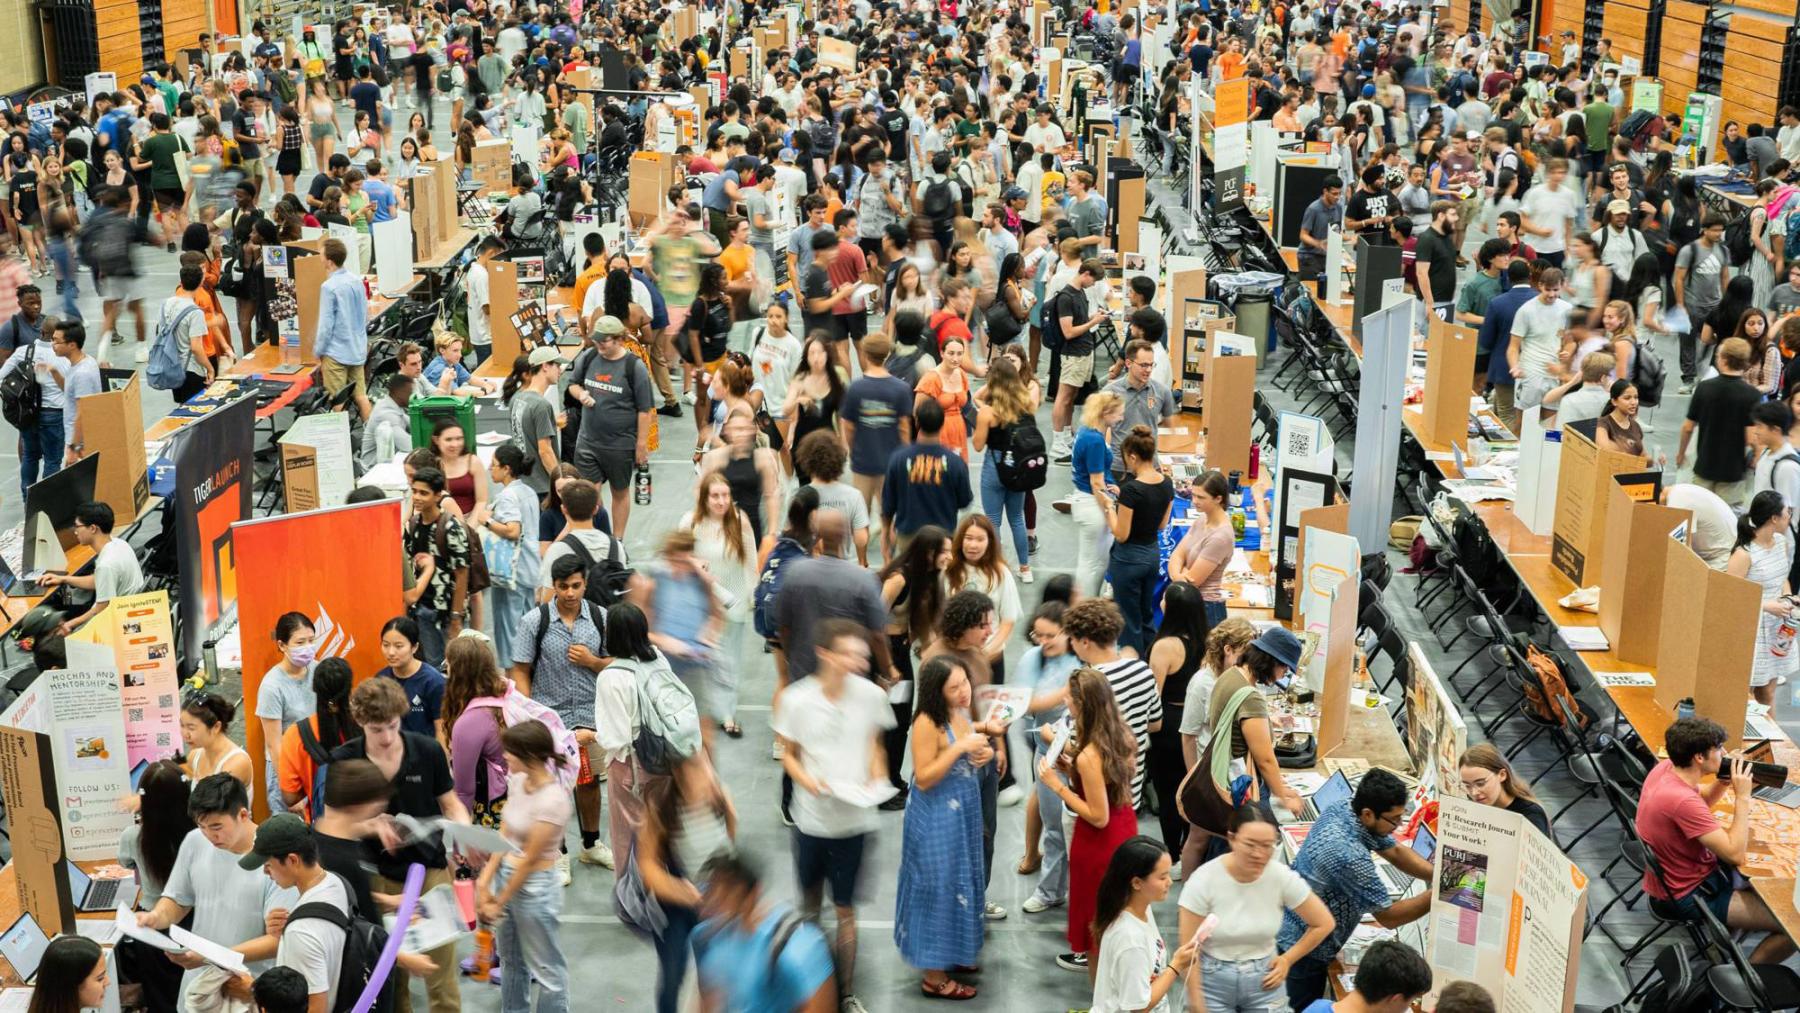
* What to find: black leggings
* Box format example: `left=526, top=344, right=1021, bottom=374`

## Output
left=1147, top=704, right=1188, bottom=856
left=887, top=633, right=914, bottom=791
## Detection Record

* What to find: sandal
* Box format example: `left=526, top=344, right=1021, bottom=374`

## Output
left=722, top=721, right=743, bottom=738
left=920, top=978, right=977, bottom=1000
left=1016, top=854, right=1042, bottom=875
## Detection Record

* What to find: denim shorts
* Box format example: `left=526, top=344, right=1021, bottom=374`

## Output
left=793, top=829, right=867, bottom=907
left=1200, top=952, right=1287, bottom=1013
left=1666, top=865, right=1734, bottom=924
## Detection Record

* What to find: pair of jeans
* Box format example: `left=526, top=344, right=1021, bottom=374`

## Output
left=1109, top=541, right=1161, bottom=655
left=1070, top=494, right=1114, bottom=596
left=490, top=584, right=531, bottom=668
left=48, top=237, right=77, bottom=318
left=980, top=458, right=1030, bottom=565
left=496, top=862, right=568, bottom=1013
left=1204, top=598, right=1229, bottom=628
left=19, top=408, right=62, bottom=498
left=1286, top=957, right=1331, bottom=1011
left=1029, top=735, right=1071, bottom=906
left=1200, top=953, right=1288, bottom=1013
left=654, top=903, right=700, bottom=1013
left=265, top=763, right=288, bottom=816
left=979, top=755, right=998, bottom=890
left=409, top=604, right=448, bottom=667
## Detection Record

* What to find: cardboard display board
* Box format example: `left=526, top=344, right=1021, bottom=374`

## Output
left=629, top=151, right=679, bottom=227
left=1201, top=333, right=1256, bottom=474
left=1406, top=642, right=1469, bottom=797
left=1550, top=424, right=1654, bottom=585
left=1655, top=540, right=1760, bottom=748
left=1597, top=484, right=1692, bottom=666
left=0, top=722, right=71, bottom=932
left=1429, top=796, right=1587, bottom=1013
left=818, top=36, right=856, bottom=71
left=292, top=245, right=327, bottom=362
left=472, top=139, right=512, bottom=196
left=1420, top=319, right=1478, bottom=447
left=490, top=260, right=521, bottom=364
left=67, top=591, right=182, bottom=768
left=78, top=373, right=150, bottom=525
left=279, top=413, right=355, bottom=512
left=1298, top=521, right=1358, bottom=757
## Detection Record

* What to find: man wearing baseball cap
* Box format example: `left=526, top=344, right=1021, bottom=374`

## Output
left=569, top=315, right=654, bottom=538
left=240, top=814, right=353, bottom=1013
left=510, top=345, right=565, bottom=498
left=1593, top=198, right=1648, bottom=282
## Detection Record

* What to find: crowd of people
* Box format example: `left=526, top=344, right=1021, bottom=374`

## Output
left=20, top=0, right=1795, bottom=1007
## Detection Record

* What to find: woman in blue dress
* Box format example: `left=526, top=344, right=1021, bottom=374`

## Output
left=895, top=655, right=994, bottom=1000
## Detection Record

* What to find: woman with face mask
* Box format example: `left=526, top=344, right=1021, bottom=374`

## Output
left=255, top=612, right=318, bottom=815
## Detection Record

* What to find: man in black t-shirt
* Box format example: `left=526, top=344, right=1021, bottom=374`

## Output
left=1679, top=338, right=1764, bottom=508
left=879, top=95, right=910, bottom=165
left=307, top=154, right=351, bottom=211
left=800, top=230, right=855, bottom=343
left=1343, top=163, right=1395, bottom=245
left=1413, top=200, right=1462, bottom=321
left=349, top=65, right=384, bottom=124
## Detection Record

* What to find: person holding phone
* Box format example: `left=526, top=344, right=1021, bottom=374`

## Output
left=1636, top=716, right=1795, bottom=963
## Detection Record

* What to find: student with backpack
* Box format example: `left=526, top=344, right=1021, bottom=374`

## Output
left=475, top=719, right=574, bottom=1013
left=971, top=355, right=1045, bottom=583
left=511, top=552, right=615, bottom=877
left=148, top=260, right=213, bottom=404
left=277, top=659, right=354, bottom=821
left=235, top=814, right=355, bottom=1013
left=915, top=150, right=964, bottom=256
left=694, top=852, right=837, bottom=1013
left=327, top=677, right=468, bottom=1013
left=595, top=601, right=699, bottom=862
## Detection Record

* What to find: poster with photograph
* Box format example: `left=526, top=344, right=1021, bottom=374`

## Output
left=1428, top=796, right=1587, bottom=1012
left=42, top=667, right=133, bottom=861
left=68, top=591, right=181, bottom=768
left=1405, top=642, right=1467, bottom=796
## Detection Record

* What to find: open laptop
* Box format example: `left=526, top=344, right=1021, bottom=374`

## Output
left=0, top=550, right=50, bottom=597
left=129, top=759, right=149, bottom=792
left=65, top=861, right=136, bottom=913
left=1377, top=824, right=1437, bottom=895
left=1286, top=770, right=1355, bottom=823
left=0, top=911, right=49, bottom=983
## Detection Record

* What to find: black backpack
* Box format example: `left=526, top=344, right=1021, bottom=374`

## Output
left=561, top=532, right=633, bottom=609
left=1724, top=214, right=1756, bottom=267
left=1630, top=336, right=1668, bottom=407
left=288, top=879, right=394, bottom=1013
left=0, top=340, right=40, bottom=430
left=922, top=177, right=956, bottom=231
left=993, top=415, right=1049, bottom=491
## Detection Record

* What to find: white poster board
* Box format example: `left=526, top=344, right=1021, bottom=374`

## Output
left=1297, top=526, right=1359, bottom=692
left=1515, top=406, right=1562, bottom=535
left=42, top=663, right=134, bottom=860
left=1275, top=410, right=1334, bottom=523
left=373, top=213, right=414, bottom=297
left=85, top=73, right=118, bottom=109
left=280, top=413, right=356, bottom=510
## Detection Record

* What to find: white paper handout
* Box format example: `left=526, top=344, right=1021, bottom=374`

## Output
left=115, top=905, right=183, bottom=952
left=0, top=989, right=31, bottom=1013
left=437, top=820, right=521, bottom=856
left=75, top=919, right=122, bottom=944
left=1043, top=720, right=1073, bottom=770
left=169, top=926, right=248, bottom=974
left=387, top=884, right=470, bottom=955
left=1557, top=626, right=1611, bottom=652
left=823, top=779, right=900, bottom=808
left=974, top=685, right=1032, bottom=725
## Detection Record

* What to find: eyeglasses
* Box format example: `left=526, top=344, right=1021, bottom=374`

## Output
left=1459, top=775, right=1493, bottom=794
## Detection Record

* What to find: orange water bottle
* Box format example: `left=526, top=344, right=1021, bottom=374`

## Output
left=471, top=925, right=494, bottom=977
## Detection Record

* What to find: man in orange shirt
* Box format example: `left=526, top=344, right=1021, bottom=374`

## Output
left=1216, top=36, right=1247, bottom=81
left=571, top=232, right=607, bottom=334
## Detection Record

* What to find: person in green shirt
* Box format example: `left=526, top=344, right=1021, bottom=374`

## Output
left=154, top=65, right=181, bottom=123
left=1582, top=94, right=1615, bottom=188
left=1457, top=238, right=1514, bottom=330
left=131, top=113, right=190, bottom=248
left=560, top=99, right=590, bottom=157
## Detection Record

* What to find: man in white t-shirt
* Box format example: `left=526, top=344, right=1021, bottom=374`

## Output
left=1518, top=158, right=1582, bottom=265
left=158, top=263, right=215, bottom=403
left=1665, top=483, right=1738, bottom=569
left=1507, top=268, right=1574, bottom=409
left=771, top=618, right=895, bottom=1013
left=1023, top=105, right=1067, bottom=155
left=240, top=813, right=350, bottom=1013
left=42, top=500, right=145, bottom=634
left=467, top=236, right=501, bottom=365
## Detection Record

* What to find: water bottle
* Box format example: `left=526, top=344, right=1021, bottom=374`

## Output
left=1677, top=697, right=1696, bottom=721
left=471, top=925, right=494, bottom=977
left=1774, top=613, right=1797, bottom=659
left=634, top=466, right=652, bottom=505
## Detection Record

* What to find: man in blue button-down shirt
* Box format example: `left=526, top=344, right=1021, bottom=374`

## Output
left=314, top=237, right=371, bottom=419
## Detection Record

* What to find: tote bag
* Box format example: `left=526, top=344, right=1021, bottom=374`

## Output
left=1175, top=685, right=1256, bottom=835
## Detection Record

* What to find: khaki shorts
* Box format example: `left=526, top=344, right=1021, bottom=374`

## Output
left=320, top=357, right=367, bottom=399
left=1059, top=348, right=1095, bottom=387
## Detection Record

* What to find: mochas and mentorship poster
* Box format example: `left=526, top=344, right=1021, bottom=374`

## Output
left=233, top=499, right=405, bottom=817
left=170, top=397, right=256, bottom=677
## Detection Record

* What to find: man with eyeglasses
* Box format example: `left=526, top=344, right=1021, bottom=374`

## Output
left=42, top=500, right=144, bottom=634
left=1101, top=338, right=1178, bottom=483
left=1276, top=768, right=1433, bottom=1010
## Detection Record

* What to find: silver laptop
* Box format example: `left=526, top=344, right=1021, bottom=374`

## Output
left=1291, top=770, right=1355, bottom=823
left=66, top=860, right=135, bottom=913
left=1377, top=824, right=1437, bottom=896
left=0, top=911, right=49, bottom=983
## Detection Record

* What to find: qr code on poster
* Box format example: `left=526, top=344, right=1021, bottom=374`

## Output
left=157, top=694, right=174, bottom=709
left=156, top=733, right=173, bottom=747
left=128, top=708, right=144, bottom=723
left=1286, top=428, right=1313, bottom=459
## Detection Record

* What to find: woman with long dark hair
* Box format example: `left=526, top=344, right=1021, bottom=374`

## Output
left=971, top=355, right=1037, bottom=582
left=1148, top=582, right=1211, bottom=865
left=780, top=336, right=846, bottom=482
left=26, top=937, right=107, bottom=1013
left=683, top=262, right=735, bottom=458
left=1104, top=426, right=1174, bottom=654
left=1040, top=666, right=1141, bottom=975
left=442, top=635, right=511, bottom=823
left=116, top=759, right=193, bottom=1012
left=638, top=755, right=737, bottom=1013
left=1087, top=836, right=1195, bottom=1009
left=278, top=657, right=355, bottom=819
left=880, top=525, right=953, bottom=794
left=1728, top=490, right=1796, bottom=706
left=476, top=720, right=573, bottom=1013
left=894, top=656, right=992, bottom=999
left=180, top=694, right=252, bottom=787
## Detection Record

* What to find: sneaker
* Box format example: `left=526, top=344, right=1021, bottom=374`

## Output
left=1641, top=418, right=1656, bottom=434
left=1057, top=952, right=1089, bottom=971
left=997, top=784, right=1025, bottom=807
left=1019, top=568, right=1035, bottom=585
left=1678, top=381, right=1694, bottom=395
left=841, top=996, right=871, bottom=1013
left=657, top=402, right=685, bottom=417
left=134, top=342, right=149, bottom=363
left=682, top=390, right=696, bottom=406
left=578, top=841, right=615, bottom=869
left=983, top=901, right=1007, bottom=921
left=555, top=853, right=572, bottom=886
left=772, top=738, right=785, bottom=761
left=1170, top=861, right=1183, bottom=881
left=1051, top=445, right=1073, bottom=463
left=1022, top=895, right=1063, bottom=914
left=1052, top=497, right=1074, bottom=514
left=1028, top=535, right=1039, bottom=555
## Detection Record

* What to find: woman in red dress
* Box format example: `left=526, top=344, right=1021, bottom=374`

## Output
left=1038, top=665, right=1142, bottom=976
